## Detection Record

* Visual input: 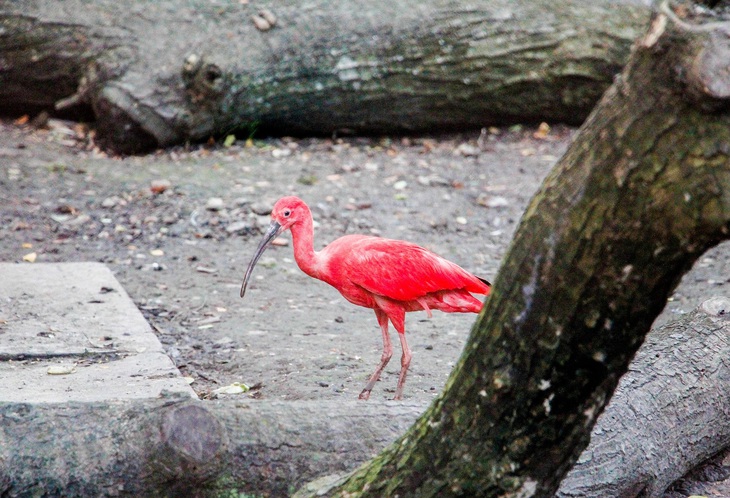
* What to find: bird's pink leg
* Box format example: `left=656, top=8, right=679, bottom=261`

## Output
left=359, top=309, right=392, bottom=400
left=393, top=332, right=412, bottom=401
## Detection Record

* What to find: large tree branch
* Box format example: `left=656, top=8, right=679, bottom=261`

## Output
left=0, top=0, right=651, bottom=153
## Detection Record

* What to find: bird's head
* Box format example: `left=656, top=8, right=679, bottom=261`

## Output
left=240, top=196, right=309, bottom=298
left=270, top=196, right=309, bottom=231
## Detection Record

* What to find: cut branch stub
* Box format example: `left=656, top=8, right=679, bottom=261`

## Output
left=182, top=54, right=224, bottom=103
left=651, top=2, right=730, bottom=110
left=688, top=29, right=730, bottom=108
left=153, top=404, right=228, bottom=487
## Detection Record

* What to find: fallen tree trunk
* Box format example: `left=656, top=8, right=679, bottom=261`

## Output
left=0, top=397, right=426, bottom=497
left=0, top=0, right=651, bottom=153
left=557, top=297, right=730, bottom=497
left=1, top=299, right=729, bottom=497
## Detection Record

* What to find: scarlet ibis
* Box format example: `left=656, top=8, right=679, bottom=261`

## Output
left=240, top=196, right=490, bottom=400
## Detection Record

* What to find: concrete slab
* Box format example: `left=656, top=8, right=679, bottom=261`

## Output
left=0, top=262, right=196, bottom=402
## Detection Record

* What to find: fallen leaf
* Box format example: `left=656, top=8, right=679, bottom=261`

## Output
left=22, top=252, right=37, bottom=263
left=47, top=364, right=77, bottom=375
left=196, top=266, right=218, bottom=274
left=533, top=122, right=551, bottom=139
left=223, top=134, right=236, bottom=147
left=212, top=382, right=250, bottom=395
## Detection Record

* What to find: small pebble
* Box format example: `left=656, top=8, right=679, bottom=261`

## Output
left=206, top=197, right=224, bottom=211
left=455, top=143, right=480, bottom=157
left=251, top=202, right=272, bottom=215
left=252, top=14, right=272, bottom=31
left=259, top=8, right=277, bottom=26
left=150, top=179, right=172, bottom=194
left=272, top=148, right=291, bottom=158
left=477, top=194, right=510, bottom=208
left=225, top=220, right=253, bottom=234
left=101, top=197, right=117, bottom=208
left=196, top=266, right=218, bottom=274
left=66, top=214, right=91, bottom=227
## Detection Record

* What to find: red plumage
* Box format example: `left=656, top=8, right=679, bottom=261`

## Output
left=241, top=196, right=490, bottom=400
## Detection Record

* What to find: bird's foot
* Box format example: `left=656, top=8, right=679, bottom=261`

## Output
left=358, top=389, right=371, bottom=401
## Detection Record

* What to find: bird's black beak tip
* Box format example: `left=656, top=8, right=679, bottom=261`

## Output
left=239, top=220, right=283, bottom=300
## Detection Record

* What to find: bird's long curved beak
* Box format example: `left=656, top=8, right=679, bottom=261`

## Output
left=240, top=220, right=283, bottom=298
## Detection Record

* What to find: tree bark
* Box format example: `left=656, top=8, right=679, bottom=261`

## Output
left=0, top=396, right=426, bottom=497
left=0, top=0, right=650, bottom=153
left=557, top=297, right=730, bottom=497
left=298, top=3, right=730, bottom=497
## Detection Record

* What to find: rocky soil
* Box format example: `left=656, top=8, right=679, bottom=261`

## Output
left=1, top=118, right=728, bottom=405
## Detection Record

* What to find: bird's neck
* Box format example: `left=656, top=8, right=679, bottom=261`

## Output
left=290, top=215, right=320, bottom=278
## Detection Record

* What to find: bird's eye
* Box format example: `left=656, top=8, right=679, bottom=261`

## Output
left=283, top=209, right=291, bottom=217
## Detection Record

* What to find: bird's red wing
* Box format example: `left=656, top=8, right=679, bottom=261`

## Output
left=332, top=238, right=486, bottom=302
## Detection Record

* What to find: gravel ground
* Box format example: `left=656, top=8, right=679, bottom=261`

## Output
left=1, top=118, right=728, bottom=405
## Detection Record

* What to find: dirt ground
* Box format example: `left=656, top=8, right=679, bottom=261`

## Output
left=1, top=118, right=729, bottom=404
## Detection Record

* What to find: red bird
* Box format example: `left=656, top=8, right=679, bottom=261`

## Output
left=240, top=196, right=490, bottom=400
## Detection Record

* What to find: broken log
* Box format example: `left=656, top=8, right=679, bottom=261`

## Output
left=0, top=0, right=651, bottom=153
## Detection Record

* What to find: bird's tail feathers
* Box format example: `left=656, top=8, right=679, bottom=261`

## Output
left=477, top=276, right=491, bottom=287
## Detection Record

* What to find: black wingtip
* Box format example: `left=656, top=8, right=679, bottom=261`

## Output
left=478, top=276, right=492, bottom=287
